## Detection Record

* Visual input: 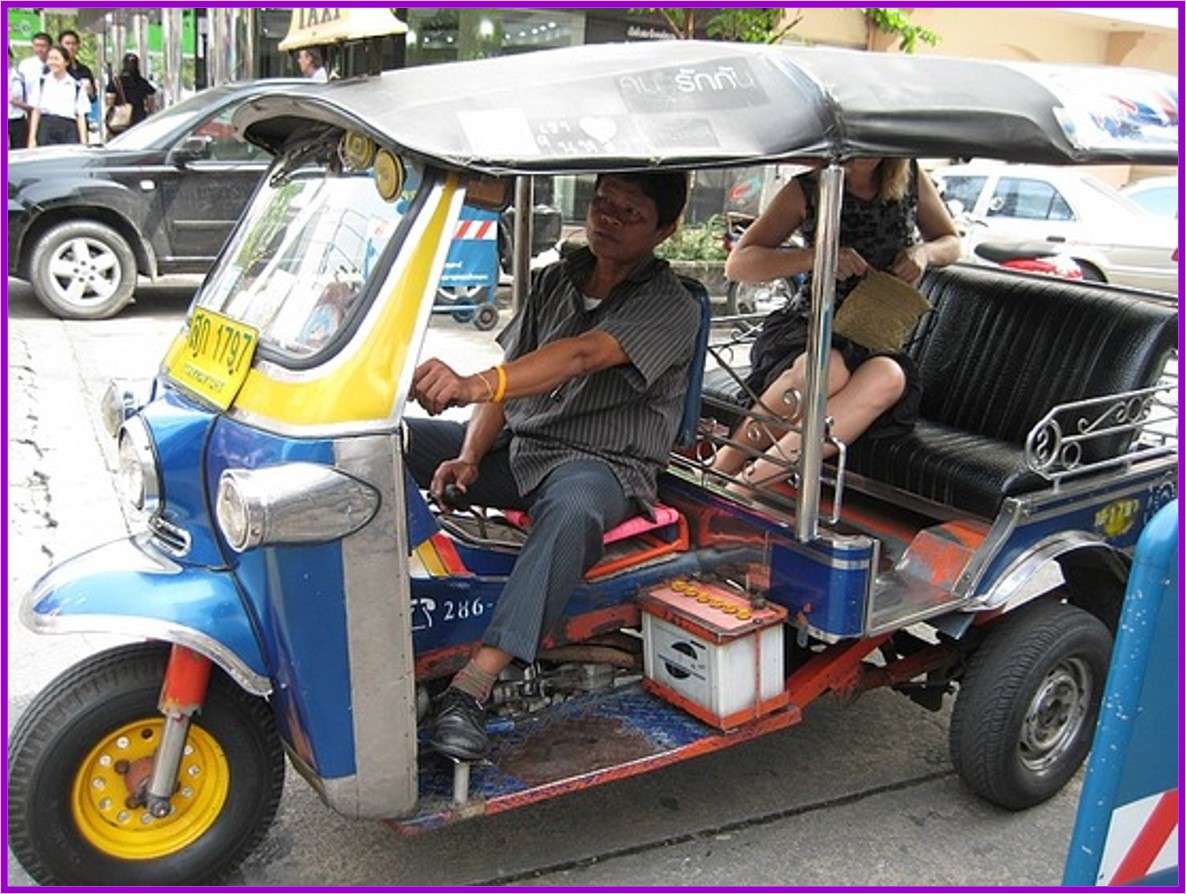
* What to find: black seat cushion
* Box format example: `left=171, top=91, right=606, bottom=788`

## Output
left=846, top=420, right=1044, bottom=519
left=912, top=267, right=1177, bottom=464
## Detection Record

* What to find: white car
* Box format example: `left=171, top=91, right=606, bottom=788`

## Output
left=934, top=163, right=1178, bottom=295
left=1120, top=175, right=1178, bottom=219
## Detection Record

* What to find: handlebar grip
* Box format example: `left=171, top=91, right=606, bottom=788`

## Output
left=441, top=483, right=472, bottom=511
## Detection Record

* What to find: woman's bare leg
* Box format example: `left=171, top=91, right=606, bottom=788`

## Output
left=712, top=349, right=850, bottom=476
left=729, top=356, right=907, bottom=494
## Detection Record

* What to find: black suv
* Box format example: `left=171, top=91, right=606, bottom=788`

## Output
left=7, top=81, right=301, bottom=319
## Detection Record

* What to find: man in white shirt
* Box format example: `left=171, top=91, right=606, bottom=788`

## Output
left=296, top=48, right=328, bottom=83
left=8, top=47, right=27, bottom=149
left=16, top=32, right=51, bottom=97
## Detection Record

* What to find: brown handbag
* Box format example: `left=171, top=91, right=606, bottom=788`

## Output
left=832, top=269, right=931, bottom=354
left=106, top=75, right=133, bottom=133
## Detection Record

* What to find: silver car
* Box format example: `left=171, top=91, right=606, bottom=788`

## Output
left=934, top=163, right=1178, bottom=295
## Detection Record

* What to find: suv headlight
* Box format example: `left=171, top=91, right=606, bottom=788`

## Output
left=116, top=416, right=160, bottom=514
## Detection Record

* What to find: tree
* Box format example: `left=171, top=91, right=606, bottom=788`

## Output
left=862, top=9, right=941, bottom=54
left=630, top=8, right=803, bottom=44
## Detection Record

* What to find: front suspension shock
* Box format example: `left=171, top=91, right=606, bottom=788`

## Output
left=146, top=643, right=213, bottom=817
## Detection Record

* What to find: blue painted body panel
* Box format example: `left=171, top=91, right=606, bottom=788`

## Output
left=1063, top=501, right=1179, bottom=886
left=141, top=388, right=224, bottom=567
left=27, top=540, right=268, bottom=678
left=203, top=416, right=357, bottom=778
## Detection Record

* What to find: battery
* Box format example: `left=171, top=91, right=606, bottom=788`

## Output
left=639, top=579, right=788, bottom=730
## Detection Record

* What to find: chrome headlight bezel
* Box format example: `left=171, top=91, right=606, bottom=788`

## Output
left=100, top=378, right=154, bottom=439
left=116, top=415, right=160, bottom=514
left=215, top=464, right=380, bottom=553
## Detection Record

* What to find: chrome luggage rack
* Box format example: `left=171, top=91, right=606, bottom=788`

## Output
left=1024, top=359, right=1179, bottom=488
left=671, top=321, right=849, bottom=528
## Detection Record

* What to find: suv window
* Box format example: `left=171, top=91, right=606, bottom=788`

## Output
left=938, top=175, right=986, bottom=214
left=988, top=177, right=1074, bottom=221
left=186, top=108, right=267, bottom=163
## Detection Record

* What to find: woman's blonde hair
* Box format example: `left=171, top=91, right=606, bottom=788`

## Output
left=876, top=158, right=911, bottom=203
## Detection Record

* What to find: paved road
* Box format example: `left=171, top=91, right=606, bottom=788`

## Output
left=6, top=278, right=1082, bottom=886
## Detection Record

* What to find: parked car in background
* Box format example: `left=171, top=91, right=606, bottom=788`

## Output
left=933, top=162, right=1178, bottom=296
left=7, top=81, right=306, bottom=319
left=1120, top=175, right=1178, bottom=219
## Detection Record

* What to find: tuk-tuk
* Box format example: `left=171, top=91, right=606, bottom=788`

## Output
left=9, top=42, right=1178, bottom=884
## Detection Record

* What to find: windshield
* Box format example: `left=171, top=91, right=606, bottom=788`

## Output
left=195, top=156, right=424, bottom=360
left=106, top=88, right=233, bottom=151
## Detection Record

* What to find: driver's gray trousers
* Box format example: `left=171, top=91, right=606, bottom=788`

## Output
left=404, top=418, right=629, bottom=663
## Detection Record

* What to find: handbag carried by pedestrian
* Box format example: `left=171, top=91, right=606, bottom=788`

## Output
left=106, top=73, right=133, bottom=133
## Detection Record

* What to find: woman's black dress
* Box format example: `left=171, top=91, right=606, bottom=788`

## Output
left=744, top=163, right=925, bottom=441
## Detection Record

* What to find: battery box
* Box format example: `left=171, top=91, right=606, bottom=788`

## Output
left=639, top=579, right=788, bottom=730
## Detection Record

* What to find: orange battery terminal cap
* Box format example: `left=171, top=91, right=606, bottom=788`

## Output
left=683, top=588, right=699, bottom=598
left=721, top=605, right=739, bottom=615
left=697, top=594, right=711, bottom=604
left=709, top=599, right=725, bottom=609
left=672, top=580, right=688, bottom=592
left=737, top=610, right=752, bottom=620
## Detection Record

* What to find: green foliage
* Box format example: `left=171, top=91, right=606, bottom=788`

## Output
left=862, top=8, right=941, bottom=53
left=656, top=216, right=728, bottom=263
left=630, top=8, right=800, bottom=44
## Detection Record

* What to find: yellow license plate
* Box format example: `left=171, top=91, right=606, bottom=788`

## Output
left=167, top=309, right=259, bottom=410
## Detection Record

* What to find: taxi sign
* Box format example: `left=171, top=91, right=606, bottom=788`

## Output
left=278, top=8, right=406, bottom=52
left=166, top=308, right=258, bottom=411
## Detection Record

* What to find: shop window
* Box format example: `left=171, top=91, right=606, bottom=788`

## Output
left=406, top=9, right=583, bottom=66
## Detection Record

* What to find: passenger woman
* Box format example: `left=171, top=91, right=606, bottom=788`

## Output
left=25, top=45, right=89, bottom=147
left=712, top=158, right=961, bottom=490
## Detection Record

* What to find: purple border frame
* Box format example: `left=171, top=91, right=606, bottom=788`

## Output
left=2, top=1, right=1181, bottom=890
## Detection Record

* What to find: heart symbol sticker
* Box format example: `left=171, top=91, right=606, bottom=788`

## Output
left=579, top=117, right=618, bottom=145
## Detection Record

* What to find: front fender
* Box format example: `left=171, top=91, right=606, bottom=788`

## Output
left=21, top=534, right=271, bottom=696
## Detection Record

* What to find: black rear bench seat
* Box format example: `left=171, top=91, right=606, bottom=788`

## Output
left=702, top=265, right=1177, bottom=519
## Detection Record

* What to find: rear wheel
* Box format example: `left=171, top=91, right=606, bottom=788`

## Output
left=29, top=220, right=138, bottom=319
left=7, top=643, right=284, bottom=885
left=949, top=598, right=1111, bottom=810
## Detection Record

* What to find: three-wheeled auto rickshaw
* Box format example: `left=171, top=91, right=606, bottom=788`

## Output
left=8, top=42, right=1178, bottom=884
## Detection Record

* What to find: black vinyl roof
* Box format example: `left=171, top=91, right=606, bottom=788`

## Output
left=234, top=41, right=1179, bottom=172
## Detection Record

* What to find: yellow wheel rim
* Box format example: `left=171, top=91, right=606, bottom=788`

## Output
left=70, top=718, right=230, bottom=860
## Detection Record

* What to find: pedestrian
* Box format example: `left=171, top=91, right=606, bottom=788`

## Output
left=17, top=31, right=51, bottom=91
left=296, top=47, right=328, bottom=82
left=105, top=53, right=155, bottom=132
left=58, top=30, right=95, bottom=101
left=26, top=44, right=89, bottom=147
left=8, top=47, right=28, bottom=149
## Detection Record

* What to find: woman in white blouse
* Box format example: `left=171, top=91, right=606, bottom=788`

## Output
left=26, top=45, right=88, bottom=147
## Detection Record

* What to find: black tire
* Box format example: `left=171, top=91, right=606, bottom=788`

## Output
left=1074, top=260, right=1106, bottom=283
left=451, top=309, right=476, bottom=324
left=474, top=304, right=499, bottom=331
left=29, top=220, right=138, bottom=319
left=949, top=598, right=1111, bottom=810
left=724, top=280, right=753, bottom=316
left=8, top=643, right=284, bottom=885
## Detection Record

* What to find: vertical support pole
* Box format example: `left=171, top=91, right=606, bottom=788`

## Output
left=511, top=176, right=534, bottom=315
left=96, top=16, right=109, bottom=140
left=795, top=163, right=844, bottom=543
left=162, top=9, right=183, bottom=107
left=241, top=9, right=256, bottom=81
left=133, top=13, right=149, bottom=80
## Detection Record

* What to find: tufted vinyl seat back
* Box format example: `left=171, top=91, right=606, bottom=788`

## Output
left=910, top=265, right=1177, bottom=452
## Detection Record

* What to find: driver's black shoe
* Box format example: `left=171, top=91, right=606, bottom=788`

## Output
left=430, top=687, right=489, bottom=761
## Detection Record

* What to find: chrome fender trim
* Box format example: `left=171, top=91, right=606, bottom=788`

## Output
left=21, top=533, right=272, bottom=697
left=965, top=531, right=1110, bottom=613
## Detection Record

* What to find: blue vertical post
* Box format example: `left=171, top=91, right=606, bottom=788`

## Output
left=1063, top=500, right=1179, bottom=886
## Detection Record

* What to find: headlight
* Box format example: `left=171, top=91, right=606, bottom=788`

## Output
left=100, top=378, right=154, bottom=438
left=116, top=416, right=160, bottom=513
left=215, top=464, right=380, bottom=553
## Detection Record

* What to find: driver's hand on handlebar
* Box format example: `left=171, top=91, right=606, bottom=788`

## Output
left=430, top=458, right=478, bottom=502
left=412, top=358, right=483, bottom=416
left=836, top=247, right=869, bottom=281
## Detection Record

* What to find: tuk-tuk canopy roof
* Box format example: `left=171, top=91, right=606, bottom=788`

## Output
left=236, top=41, right=1178, bottom=172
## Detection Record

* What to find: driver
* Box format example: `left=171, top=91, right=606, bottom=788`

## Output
left=407, top=171, right=698, bottom=760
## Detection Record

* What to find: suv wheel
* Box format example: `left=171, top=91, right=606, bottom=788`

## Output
left=29, top=221, right=137, bottom=320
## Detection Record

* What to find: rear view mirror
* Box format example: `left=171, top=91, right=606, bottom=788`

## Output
left=172, top=134, right=213, bottom=164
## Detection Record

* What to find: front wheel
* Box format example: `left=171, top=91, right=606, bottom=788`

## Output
left=949, top=598, right=1111, bottom=810
left=29, top=220, right=138, bottom=319
left=7, top=643, right=284, bottom=885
